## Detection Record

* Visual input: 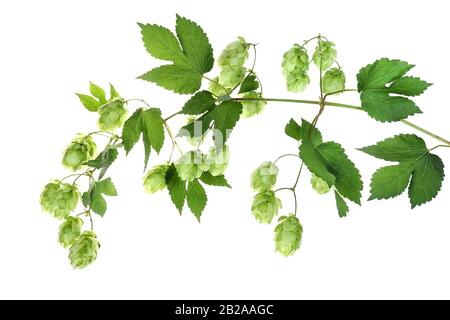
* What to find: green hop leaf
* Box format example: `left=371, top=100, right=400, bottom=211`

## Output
left=218, top=66, right=246, bottom=88
left=84, top=147, right=118, bottom=170
left=143, top=164, right=170, bottom=194
left=284, top=118, right=323, bottom=146
left=240, top=91, right=266, bottom=118
left=299, top=121, right=362, bottom=211
left=76, top=83, right=119, bottom=112
left=186, top=179, right=208, bottom=221
left=62, top=134, right=97, bottom=171
left=300, top=140, right=363, bottom=205
left=207, top=145, right=230, bottom=176
left=387, top=76, right=432, bottom=97
left=109, top=83, right=120, bottom=99
left=360, top=134, right=445, bottom=208
left=165, top=164, right=187, bottom=214
left=58, top=216, right=83, bottom=248
left=138, top=15, right=213, bottom=94
left=181, top=91, right=216, bottom=115
left=357, top=58, right=414, bottom=91
left=252, top=190, right=282, bottom=224
left=175, top=14, right=214, bottom=74
left=335, top=191, right=349, bottom=218
left=139, top=65, right=203, bottom=94
left=68, top=231, right=100, bottom=269
left=285, top=118, right=302, bottom=141
left=274, top=215, right=303, bottom=257
left=311, top=174, right=331, bottom=194
left=121, top=107, right=165, bottom=169
left=97, top=100, right=128, bottom=131
left=209, top=100, right=243, bottom=151
left=122, top=108, right=144, bottom=154
left=76, top=93, right=102, bottom=112
left=322, top=68, right=346, bottom=94
left=176, top=151, right=210, bottom=182
left=40, top=180, right=80, bottom=220
left=357, top=58, right=430, bottom=122
left=84, top=178, right=118, bottom=217
left=239, top=74, right=259, bottom=94
left=89, top=82, right=107, bottom=105
left=142, top=108, right=165, bottom=155
left=312, top=40, right=337, bottom=71
left=199, top=171, right=231, bottom=188
left=84, top=146, right=118, bottom=180
left=251, top=162, right=279, bottom=192
left=218, top=37, right=249, bottom=68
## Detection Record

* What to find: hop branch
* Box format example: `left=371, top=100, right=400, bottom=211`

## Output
left=40, top=15, right=449, bottom=268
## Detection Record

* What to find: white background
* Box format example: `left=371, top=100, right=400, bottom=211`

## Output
left=0, top=0, right=449, bottom=300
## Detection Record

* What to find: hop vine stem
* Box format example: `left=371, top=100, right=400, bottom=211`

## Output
left=233, top=97, right=450, bottom=146
left=163, top=120, right=183, bottom=154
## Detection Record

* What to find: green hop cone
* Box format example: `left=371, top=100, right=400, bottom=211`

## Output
left=251, top=162, right=279, bottom=192
left=176, top=151, right=210, bottom=182
left=240, top=91, right=266, bottom=118
left=207, top=145, right=230, bottom=176
left=97, top=100, right=128, bottom=131
left=282, top=44, right=310, bottom=93
left=252, top=190, right=282, bottom=224
left=40, top=180, right=80, bottom=219
left=310, top=174, right=331, bottom=194
left=286, top=70, right=310, bottom=93
left=274, top=215, right=303, bottom=257
left=68, top=231, right=100, bottom=269
left=282, top=44, right=309, bottom=76
left=313, top=40, right=337, bottom=71
left=322, top=68, right=346, bottom=94
left=208, top=77, right=228, bottom=97
left=62, top=134, right=97, bottom=171
left=143, top=164, right=170, bottom=194
left=58, top=216, right=83, bottom=248
left=218, top=66, right=246, bottom=89
left=218, top=37, right=249, bottom=68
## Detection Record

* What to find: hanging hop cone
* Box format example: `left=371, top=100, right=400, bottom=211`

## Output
left=218, top=66, right=246, bottom=89
left=208, top=77, right=228, bottom=97
left=274, top=215, right=303, bottom=257
left=282, top=44, right=310, bottom=93
left=322, top=68, right=346, bottom=94
left=58, top=216, right=83, bottom=248
left=207, top=145, right=230, bottom=176
left=69, top=231, right=100, bottom=269
left=40, top=180, right=80, bottom=219
left=176, top=151, right=210, bottom=182
left=143, top=164, right=170, bottom=194
left=310, top=174, right=331, bottom=194
left=62, top=134, right=97, bottom=171
left=240, top=91, right=266, bottom=118
left=251, top=161, right=279, bottom=192
left=218, top=37, right=249, bottom=68
left=313, top=40, right=337, bottom=71
left=252, top=190, right=282, bottom=224
left=282, top=44, right=309, bottom=76
left=286, top=70, right=310, bottom=93
left=97, top=100, right=128, bottom=131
